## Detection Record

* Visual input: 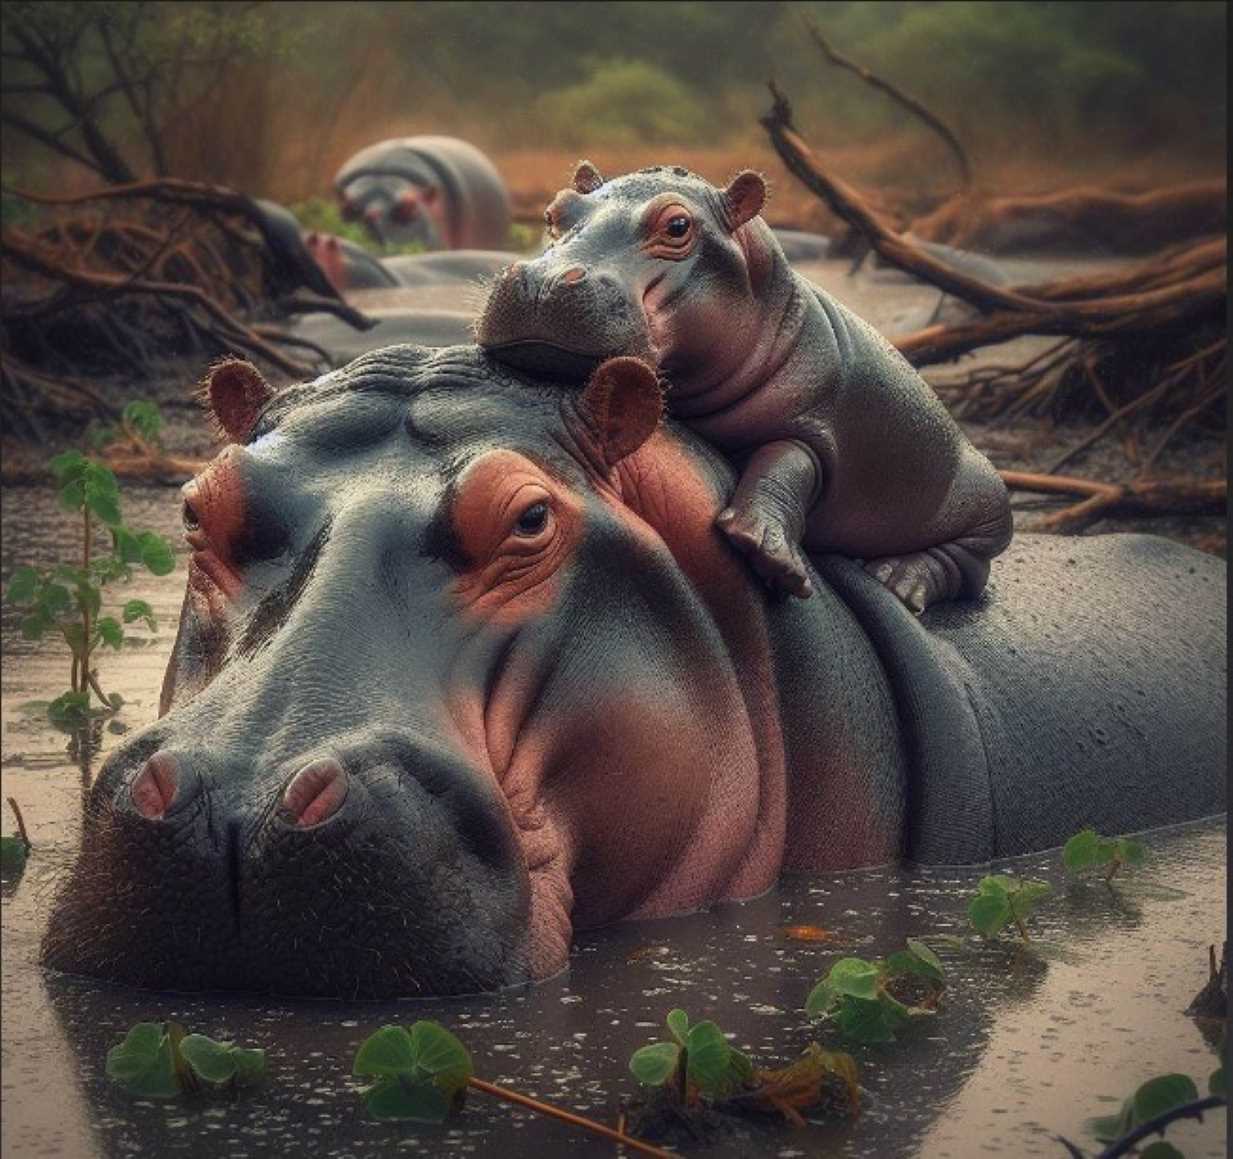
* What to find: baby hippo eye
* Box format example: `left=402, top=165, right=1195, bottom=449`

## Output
left=514, top=501, right=550, bottom=537
left=666, top=215, right=690, bottom=238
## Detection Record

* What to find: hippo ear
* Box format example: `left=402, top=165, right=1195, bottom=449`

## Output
left=577, top=357, right=663, bottom=466
left=722, top=170, right=767, bottom=231
left=204, top=358, right=276, bottom=443
left=572, top=160, right=605, bottom=195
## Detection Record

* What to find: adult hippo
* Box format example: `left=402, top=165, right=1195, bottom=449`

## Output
left=42, top=345, right=1225, bottom=998
left=335, top=135, right=512, bottom=251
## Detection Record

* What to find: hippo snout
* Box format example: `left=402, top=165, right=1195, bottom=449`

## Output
left=44, top=732, right=532, bottom=996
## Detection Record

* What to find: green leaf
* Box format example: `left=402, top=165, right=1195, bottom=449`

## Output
left=1138, top=1143, right=1186, bottom=1159
left=5, top=566, right=39, bottom=605
left=53, top=565, right=87, bottom=585
left=94, top=617, right=124, bottom=649
left=1, top=835, right=29, bottom=875
left=364, top=1075, right=451, bottom=1122
left=73, top=584, right=101, bottom=617
left=834, top=996, right=903, bottom=1044
left=685, top=1021, right=732, bottom=1096
left=138, top=532, right=176, bottom=576
left=230, top=1047, right=266, bottom=1087
left=806, top=980, right=837, bottom=1019
left=106, top=1023, right=180, bottom=1098
left=905, top=938, right=945, bottom=978
left=1132, top=1073, right=1200, bottom=1122
left=1012, top=879, right=1052, bottom=911
left=666, top=1008, right=690, bottom=1046
left=58, top=479, right=85, bottom=512
left=969, top=891, right=1013, bottom=937
left=630, top=1042, right=680, bottom=1086
left=353, top=1025, right=416, bottom=1078
left=113, top=527, right=143, bottom=564
left=122, top=599, right=157, bottom=631
left=49, top=450, right=88, bottom=485
left=20, top=613, right=49, bottom=641
left=85, top=480, right=123, bottom=526
left=1209, top=1066, right=1225, bottom=1095
left=48, top=691, right=90, bottom=725
left=179, top=1034, right=237, bottom=1084
left=1087, top=1099, right=1134, bottom=1142
left=729, top=1048, right=754, bottom=1085
left=829, top=957, right=881, bottom=1000
left=1063, top=828, right=1100, bottom=871
left=39, top=583, right=72, bottom=616
left=407, top=1021, right=472, bottom=1092
left=1118, top=838, right=1147, bottom=866
left=123, top=400, right=163, bottom=441
left=979, top=874, right=1016, bottom=895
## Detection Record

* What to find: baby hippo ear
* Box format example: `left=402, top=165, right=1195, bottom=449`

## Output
left=204, top=357, right=276, bottom=443
left=572, top=160, right=605, bottom=195
left=722, top=170, right=767, bottom=231
left=577, top=357, right=663, bottom=466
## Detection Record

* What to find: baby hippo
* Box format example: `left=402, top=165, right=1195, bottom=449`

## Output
left=477, top=163, right=1012, bottom=611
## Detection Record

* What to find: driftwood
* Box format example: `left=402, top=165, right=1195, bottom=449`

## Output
left=802, top=17, right=970, bottom=191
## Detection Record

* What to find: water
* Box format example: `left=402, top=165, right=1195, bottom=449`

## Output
left=2, top=481, right=1226, bottom=1158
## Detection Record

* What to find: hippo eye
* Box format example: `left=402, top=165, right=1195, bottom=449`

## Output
left=543, top=211, right=559, bottom=240
left=181, top=499, right=200, bottom=532
left=513, top=501, right=550, bottom=537
left=666, top=216, right=690, bottom=238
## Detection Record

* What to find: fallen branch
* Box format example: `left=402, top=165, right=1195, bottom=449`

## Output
left=1000, top=471, right=1226, bottom=532
left=802, top=17, right=970, bottom=190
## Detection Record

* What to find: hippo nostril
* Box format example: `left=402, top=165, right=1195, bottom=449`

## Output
left=282, top=758, right=349, bottom=828
left=560, top=266, right=587, bottom=285
left=130, top=751, right=181, bottom=819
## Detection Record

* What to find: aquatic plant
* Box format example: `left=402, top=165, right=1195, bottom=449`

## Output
left=1063, top=827, right=1147, bottom=881
left=352, top=1022, right=472, bottom=1122
left=628, top=1009, right=754, bottom=1103
left=106, top=1022, right=265, bottom=1098
left=805, top=939, right=945, bottom=1044
left=967, top=874, right=1052, bottom=942
left=4, top=408, right=176, bottom=726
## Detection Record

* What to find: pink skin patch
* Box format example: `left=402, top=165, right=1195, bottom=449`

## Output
left=130, top=751, right=179, bottom=819
left=282, top=758, right=349, bottom=827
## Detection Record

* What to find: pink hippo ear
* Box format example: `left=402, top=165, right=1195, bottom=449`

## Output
left=577, top=357, right=663, bottom=466
left=204, top=358, right=276, bottom=443
left=572, top=160, right=605, bottom=195
left=722, top=170, right=767, bottom=231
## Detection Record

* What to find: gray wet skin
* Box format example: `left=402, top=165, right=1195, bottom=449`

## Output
left=476, top=162, right=1014, bottom=613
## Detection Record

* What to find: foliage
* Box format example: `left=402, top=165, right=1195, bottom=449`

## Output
left=805, top=939, right=945, bottom=1044
left=629, top=1009, right=754, bottom=1103
left=352, top=1022, right=472, bottom=1122
left=288, top=197, right=376, bottom=250
left=0, top=835, right=28, bottom=875
left=4, top=420, right=175, bottom=726
left=106, top=1021, right=265, bottom=1098
left=1063, top=827, right=1147, bottom=881
left=86, top=400, right=164, bottom=455
left=967, top=874, right=1051, bottom=942
left=1087, top=1073, right=1201, bottom=1142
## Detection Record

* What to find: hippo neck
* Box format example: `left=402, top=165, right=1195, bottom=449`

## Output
left=665, top=222, right=807, bottom=420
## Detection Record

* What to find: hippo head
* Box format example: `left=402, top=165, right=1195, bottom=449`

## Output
left=339, top=174, right=444, bottom=249
left=476, top=163, right=774, bottom=387
left=43, top=346, right=782, bottom=997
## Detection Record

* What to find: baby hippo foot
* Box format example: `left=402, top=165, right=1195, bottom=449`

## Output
left=865, top=550, right=956, bottom=615
left=716, top=505, right=813, bottom=598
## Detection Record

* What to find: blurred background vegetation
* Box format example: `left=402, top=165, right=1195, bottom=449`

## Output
left=1, top=0, right=1226, bottom=209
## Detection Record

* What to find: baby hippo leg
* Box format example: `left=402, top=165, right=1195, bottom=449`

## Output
left=864, top=448, right=1013, bottom=614
left=716, top=439, right=821, bottom=598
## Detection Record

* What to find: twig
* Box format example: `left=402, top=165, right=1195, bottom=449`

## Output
left=1094, top=1095, right=1226, bottom=1159
left=465, top=1077, right=674, bottom=1158
left=6, top=798, right=32, bottom=851
left=802, top=17, right=970, bottom=189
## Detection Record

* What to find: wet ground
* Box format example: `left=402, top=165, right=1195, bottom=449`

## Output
left=2, top=253, right=1227, bottom=1158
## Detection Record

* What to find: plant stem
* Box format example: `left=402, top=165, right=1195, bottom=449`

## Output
left=1104, top=859, right=1122, bottom=883
left=70, top=652, right=81, bottom=694
left=465, top=1077, right=675, bottom=1159
left=6, top=797, right=32, bottom=851
left=81, top=507, right=93, bottom=701
left=85, top=667, right=114, bottom=709
left=678, top=1047, right=689, bottom=1106
left=1008, top=896, right=1030, bottom=943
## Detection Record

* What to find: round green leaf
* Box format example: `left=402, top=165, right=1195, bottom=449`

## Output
left=1138, top=1143, right=1186, bottom=1159
left=113, top=528, right=143, bottom=564
left=1209, top=1065, right=1225, bottom=1096
left=1012, top=879, right=1052, bottom=913
left=230, top=1046, right=266, bottom=1086
left=1063, top=828, right=1100, bottom=871
left=353, top=1025, right=416, bottom=1078
left=729, top=1048, right=754, bottom=1085
left=1132, top=1073, right=1200, bottom=1123
left=1118, top=838, right=1147, bottom=866
left=58, top=479, right=85, bottom=512
left=49, top=450, right=88, bottom=485
left=834, top=996, right=902, bottom=1044
left=1, top=835, right=29, bottom=874
left=106, top=1023, right=180, bottom=1098
left=407, top=1021, right=472, bottom=1092
left=179, top=1034, right=237, bottom=1084
left=94, top=617, right=124, bottom=650
left=40, top=583, right=71, bottom=615
left=365, top=1075, right=452, bottom=1122
left=969, top=891, right=1012, bottom=937
left=85, top=484, right=123, bottom=527
left=1087, top=1100, right=1134, bottom=1142
left=685, top=1021, right=732, bottom=1095
left=5, top=566, right=39, bottom=605
left=73, top=585, right=101, bottom=618
left=666, top=1008, right=690, bottom=1045
left=905, top=938, right=945, bottom=979
left=122, top=599, right=156, bottom=628
left=138, top=532, right=176, bottom=576
left=805, top=979, right=837, bottom=1018
left=979, top=874, right=1016, bottom=895
left=48, top=691, right=90, bottom=725
left=123, top=401, right=163, bottom=440
left=630, top=1041, right=680, bottom=1086
left=829, top=957, right=881, bottom=999
left=20, top=613, right=49, bottom=641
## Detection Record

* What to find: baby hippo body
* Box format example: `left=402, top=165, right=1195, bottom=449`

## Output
left=477, top=162, right=1012, bottom=611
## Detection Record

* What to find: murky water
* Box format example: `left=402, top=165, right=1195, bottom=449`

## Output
left=2, top=481, right=1226, bottom=1158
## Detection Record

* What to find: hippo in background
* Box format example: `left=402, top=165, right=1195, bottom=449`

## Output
left=41, top=344, right=1225, bottom=998
left=335, top=135, right=512, bottom=251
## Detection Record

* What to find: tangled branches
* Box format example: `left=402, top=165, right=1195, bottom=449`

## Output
left=1, top=179, right=370, bottom=436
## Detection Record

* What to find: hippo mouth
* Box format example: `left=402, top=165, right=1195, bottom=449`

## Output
left=481, top=339, right=611, bottom=380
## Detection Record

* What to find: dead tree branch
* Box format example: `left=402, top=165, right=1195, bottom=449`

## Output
left=802, top=17, right=971, bottom=190
left=1001, top=471, right=1226, bottom=532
